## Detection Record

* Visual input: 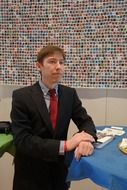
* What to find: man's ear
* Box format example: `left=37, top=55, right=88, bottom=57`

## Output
left=36, top=62, right=42, bottom=72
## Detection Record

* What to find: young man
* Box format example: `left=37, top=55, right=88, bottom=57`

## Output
left=11, top=45, right=97, bottom=190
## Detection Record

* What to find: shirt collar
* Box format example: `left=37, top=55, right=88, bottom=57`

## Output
left=39, top=78, right=58, bottom=95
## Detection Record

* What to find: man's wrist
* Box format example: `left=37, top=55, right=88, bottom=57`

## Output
left=64, top=140, right=68, bottom=152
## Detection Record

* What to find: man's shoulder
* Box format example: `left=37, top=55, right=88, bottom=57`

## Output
left=58, top=84, right=76, bottom=95
left=59, top=84, right=75, bottom=91
left=13, top=82, right=39, bottom=95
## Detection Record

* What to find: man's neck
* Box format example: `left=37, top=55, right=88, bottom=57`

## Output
left=41, top=79, right=57, bottom=89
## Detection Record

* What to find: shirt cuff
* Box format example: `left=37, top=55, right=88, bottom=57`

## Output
left=59, top=141, right=65, bottom=155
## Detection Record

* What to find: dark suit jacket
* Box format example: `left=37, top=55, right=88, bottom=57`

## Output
left=11, top=82, right=96, bottom=190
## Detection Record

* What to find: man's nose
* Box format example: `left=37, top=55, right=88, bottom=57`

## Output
left=56, top=61, right=61, bottom=68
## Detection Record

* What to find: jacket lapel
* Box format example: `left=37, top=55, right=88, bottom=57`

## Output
left=55, top=85, right=66, bottom=135
left=30, top=82, right=53, bottom=133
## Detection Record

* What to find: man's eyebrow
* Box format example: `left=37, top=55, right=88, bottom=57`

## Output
left=47, top=57, right=57, bottom=60
left=47, top=57, right=64, bottom=60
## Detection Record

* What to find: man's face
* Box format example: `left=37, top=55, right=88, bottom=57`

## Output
left=37, top=52, right=65, bottom=86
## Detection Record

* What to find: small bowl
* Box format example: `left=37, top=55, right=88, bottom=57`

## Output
left=118, top=142, right=127, bottom=155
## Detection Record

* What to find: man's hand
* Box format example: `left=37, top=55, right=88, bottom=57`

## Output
left=66, top=131, right=95, bottom=151
left=74, top=141, right=94, bottom=161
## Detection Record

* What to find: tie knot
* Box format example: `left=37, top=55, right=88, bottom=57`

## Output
left=49, top=89, right=56, bottom=97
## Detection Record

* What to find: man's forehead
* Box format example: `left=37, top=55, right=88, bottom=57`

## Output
left=45, top=53, right=64, bottom=59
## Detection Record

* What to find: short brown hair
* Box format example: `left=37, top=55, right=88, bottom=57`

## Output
left=37, top=45, right=65, bottom=63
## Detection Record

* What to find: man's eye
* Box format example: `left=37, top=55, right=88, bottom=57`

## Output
left=48, top=60, right=64, bottom=64
left=49, top=60, right=56, bottom=64
left=60, top=61, right=64, bottom=65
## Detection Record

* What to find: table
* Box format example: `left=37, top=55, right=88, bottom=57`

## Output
left=67, top=126, right=127, bottom=190
left=0, top=133, right=14, bottom=157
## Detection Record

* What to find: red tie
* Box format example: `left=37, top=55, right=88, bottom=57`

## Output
left=49, top=89, right=58, bottom=129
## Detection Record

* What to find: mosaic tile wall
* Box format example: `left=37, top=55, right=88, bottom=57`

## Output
left=0, top=0, right=127, bottom=88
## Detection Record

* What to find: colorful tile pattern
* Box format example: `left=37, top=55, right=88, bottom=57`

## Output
left=0, top=1, right=127, bottom=88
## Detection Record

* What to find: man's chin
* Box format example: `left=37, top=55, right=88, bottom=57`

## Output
left=52, top=77, right=62, bottom=83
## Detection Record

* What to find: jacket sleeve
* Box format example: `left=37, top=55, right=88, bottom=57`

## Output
left=71, top=89, right=97, bottom=140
